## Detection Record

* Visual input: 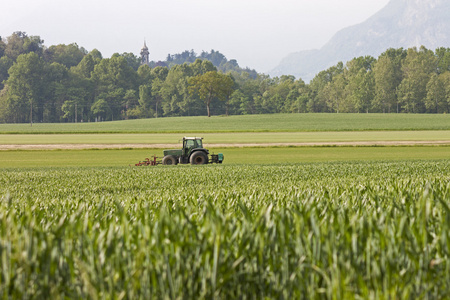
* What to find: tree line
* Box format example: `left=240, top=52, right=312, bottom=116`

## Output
left=1, top=32, right=450, bottom=123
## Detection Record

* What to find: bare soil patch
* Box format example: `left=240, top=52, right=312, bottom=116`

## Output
left=1, top=140, right=450, bottom=150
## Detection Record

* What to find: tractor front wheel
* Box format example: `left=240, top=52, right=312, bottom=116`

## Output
left=162, top=155, right=178, bottom=165
left=190, top=152, right=208, bottom=165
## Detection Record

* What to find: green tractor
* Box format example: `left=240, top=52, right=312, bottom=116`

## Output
left=161, top=137, right=223, bottom=165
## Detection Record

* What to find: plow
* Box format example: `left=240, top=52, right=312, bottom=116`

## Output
left=134, top=156, right=162, bottom=166
left=134, top=137, right=224, bottom=166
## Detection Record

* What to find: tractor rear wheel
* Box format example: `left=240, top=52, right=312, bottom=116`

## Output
left=190, top=151, right=208, bottom=165
left=162, top=155, right=178, bottom=165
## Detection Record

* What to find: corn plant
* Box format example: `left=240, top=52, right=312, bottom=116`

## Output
left=0, top=161, right=449, bottom=299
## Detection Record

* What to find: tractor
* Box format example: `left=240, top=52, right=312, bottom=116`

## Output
left=134, top=137, right=223, bottom=166
left=162, top=137, right=223, bottom=165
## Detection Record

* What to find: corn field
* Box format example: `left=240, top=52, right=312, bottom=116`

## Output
left=1, top=161, right=449, bottom=299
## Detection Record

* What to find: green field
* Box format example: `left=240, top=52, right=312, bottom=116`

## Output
left=1, top=130, right=450, bottom=146
left=0, top=146, right=450, bottom=168
left=1, top=114, right=450, bottom=298
left=1, top=113, right=450, bottom=133
left=1, top=161, right=449, bottom=298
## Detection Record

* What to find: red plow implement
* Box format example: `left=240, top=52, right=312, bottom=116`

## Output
left=133, top=156, right=161, bottom=166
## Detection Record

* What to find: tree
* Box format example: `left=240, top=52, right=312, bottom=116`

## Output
left=398, top=47, right=437, bottom=113
left=136, top=84, right=152, bottom=118
left=200, top=49, right=227, bottom=67
left=137, top=64, right=152, bottom=85
left=151, top=78, right=164, bottom=118
left=309, top=62, right=344, bottom=112
left=65, top=69, right=95, bottom=122
left=443, top=72, right=450, bottom=109
left=148, top=66, right=169, bottom=118
left=188, top=71, right=234, bottom=117
left=373, top=48, right=406, bottom=113
left=44, top=62, right=69, bottom=122
left=71, top=53, right=97, bottom=79
left=425, top=73, right=448, bottom=113
left=373, top=56, right=398, bottom=113
left=0, top=85, right=8, bottom=122
left=436, top=47, right=450, bottom=74
left=190, top=59, right=216, bottom=76
left=0, top=56, right=14, bottom=89
left=0, top=37, right=6, bottom=58
left=91, top=98, right=110, bottom=121
left=228, top=90, right=247, bottom=115
left=43, top=43, right=86, bottom=68
left=4, top=32, right=44, bottom=61
left=61, top=100, right=77, bottom=121
left=345, top=69, right=375, bottom=113
left=160, top=64, right=192, bottom=116
left=123, top=89, right=138, bottom=119
left=91, top=55, right=138, bottom=120
left=4, top=52, right=45, bottom=124
left=343, top=56, right=375, bottom=113
left=323, top=74, right=346, bottom=113
left=120, top=52, right=141, bottom=71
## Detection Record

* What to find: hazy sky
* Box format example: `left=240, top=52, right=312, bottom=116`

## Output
left=1, top=0, right=390, bottom=72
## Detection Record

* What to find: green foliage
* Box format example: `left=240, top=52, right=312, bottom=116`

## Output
left=1, top=30, right=450, bottom=123
left=0, top=161, right=449, bottom=298
left=425, top=73, right=448, bottom=113
left=43, top=43, right=86, bottom=68
left=0, top=56, right=13, bottom=90
left=0, top=37, right=5, bottom=58
left=1, top=146, right=450, bottom=168
left=3, top=31, right=44, bottom=61
left=189, top=71, right=234, bottom=117
left=1, top=113, right=450, bottom=134
left=166, top=49, right=258, bottom=78
left=4, top=52, right=45, bottom=123
left=90, top=98, right=110, bottom=121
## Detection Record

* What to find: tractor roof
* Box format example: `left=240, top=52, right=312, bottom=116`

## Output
left=183, top=137, right=203, bottom=140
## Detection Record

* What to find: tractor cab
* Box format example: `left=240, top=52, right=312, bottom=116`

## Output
left=183, top=137, right=203, bottom=156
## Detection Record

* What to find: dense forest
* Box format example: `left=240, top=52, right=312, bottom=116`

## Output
left=1, top=32, right=450, bottom=123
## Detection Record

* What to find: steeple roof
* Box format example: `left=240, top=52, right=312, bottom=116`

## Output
left=142, top=40, right=148, bottom=51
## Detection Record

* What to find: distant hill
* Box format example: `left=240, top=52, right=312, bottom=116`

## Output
left=270, top=0, right=450, bottom=81
left=151, top=49, right=258, bottom=79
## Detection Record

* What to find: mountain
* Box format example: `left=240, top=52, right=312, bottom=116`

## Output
left=270, top=0, right=450, bottom=82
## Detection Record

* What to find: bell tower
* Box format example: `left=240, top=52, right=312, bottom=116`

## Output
left=140, top=40, right=150, bottom=66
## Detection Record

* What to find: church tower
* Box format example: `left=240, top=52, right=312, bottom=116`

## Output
left=140, top=41, right=150, bottom=66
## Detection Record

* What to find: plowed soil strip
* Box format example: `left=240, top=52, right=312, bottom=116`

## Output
left=2, top=140, right=450, bottom=150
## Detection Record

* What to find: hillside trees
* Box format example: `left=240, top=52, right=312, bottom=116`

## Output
left=1, top=30, right=450, bottom=123
left=43, top=43, right=86, bottom=68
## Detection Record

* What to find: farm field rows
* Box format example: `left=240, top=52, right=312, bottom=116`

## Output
left=1, top=146, right=450, bottom=168
left=1, top=161, right=449, bottom=298
left=1, top=113, right=450, bottom=133
left=1, top=130, right=450, bottom=149
left=1, top=114, right=450, bottom=298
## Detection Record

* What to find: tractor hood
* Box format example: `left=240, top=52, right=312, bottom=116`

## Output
left=163, top=149, right=183, bottom=157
